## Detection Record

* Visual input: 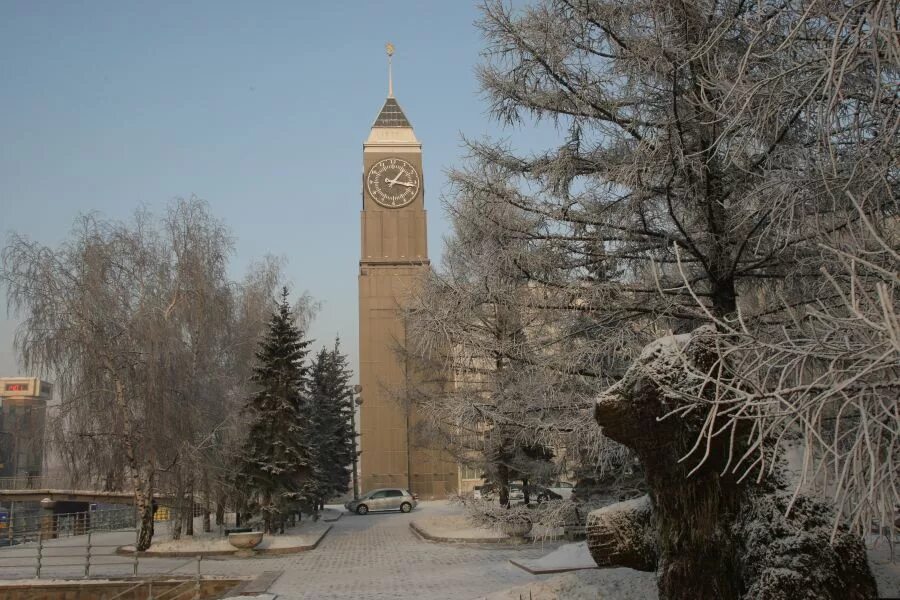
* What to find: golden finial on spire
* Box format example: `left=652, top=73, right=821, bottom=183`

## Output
left=386, top=42, right=395, bottom=97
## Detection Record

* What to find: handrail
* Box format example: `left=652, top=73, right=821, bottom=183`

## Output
left=106, top=554, right=203, bottom=600
left=0, top=515, right=178, bottom=581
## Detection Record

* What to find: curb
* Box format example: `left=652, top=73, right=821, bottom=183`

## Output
left=508, top=559, right=599, bottom=574
left=409, top=521, right=513, bottom=545
left=116, top=524, right=332, bottom=558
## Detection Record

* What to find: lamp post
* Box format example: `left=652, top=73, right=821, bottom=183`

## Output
left=351, top=385, right=363, bottom=500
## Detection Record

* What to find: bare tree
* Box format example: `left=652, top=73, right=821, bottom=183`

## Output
left=1, top=199, right=287, bottom=549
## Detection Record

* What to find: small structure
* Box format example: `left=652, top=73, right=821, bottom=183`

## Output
left=228, top=531, right=263, bottom=557
left=0, top=377, right=51, bottom=480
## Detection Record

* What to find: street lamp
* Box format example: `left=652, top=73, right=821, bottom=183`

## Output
left=351, top=385, right=363, bottom=500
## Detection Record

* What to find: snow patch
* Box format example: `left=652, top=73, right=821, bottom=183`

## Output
left=514, top=541, right=598, bottom=572
left=124, top=520, right=330, bottom=554
left=413, top=515, right=506, bottom=540
left=478, top=569, right=658, bottom=600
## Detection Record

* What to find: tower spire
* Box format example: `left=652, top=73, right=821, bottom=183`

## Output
left=386, top=42, right=394, bottom=98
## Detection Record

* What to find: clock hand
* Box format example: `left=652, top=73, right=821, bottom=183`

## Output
left=384, top=177, right=415, bottom=188
left=385, top=175, right=405, bottom=187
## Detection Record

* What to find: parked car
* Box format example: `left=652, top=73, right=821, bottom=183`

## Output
left=528, top=485, right=561, bottom=503
left=345, top=488, right=418, bottom=515
left=472, top=484, right=495, bottom=501
left=508, top=483, right=525, bottom=502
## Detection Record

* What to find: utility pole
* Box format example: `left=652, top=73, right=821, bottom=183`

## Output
left=351, top=385, right=363, bottom=500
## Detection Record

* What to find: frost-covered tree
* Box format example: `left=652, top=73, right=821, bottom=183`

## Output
left=306, top=339, right=355, bottom=509
left=2, top=199, right=250, bottom=550
left=235, top=288, right=313, bottom=534
left=405, top=185, right=613, bottom=505
left=424, top=0, right=893, bottom=597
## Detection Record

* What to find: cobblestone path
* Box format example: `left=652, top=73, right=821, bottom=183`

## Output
left=200, top=501, right=551, bottom=600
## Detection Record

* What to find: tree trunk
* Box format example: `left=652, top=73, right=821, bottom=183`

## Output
left=215, top=499, right=224, bottom=526
left=113, top=374, right=157, bottom=551
left=186, top=476, right=194, bottom=536
left=133, top=460, right=156, bottom=552
left=262, top=491, right=272, bottom=534
left=497, top=462, right=510, bottom=507
left=591, top=330, right=877, bottom=600
left=586, top=495, right=657, bottom=572
left=202, top=471, right=211, bottom=533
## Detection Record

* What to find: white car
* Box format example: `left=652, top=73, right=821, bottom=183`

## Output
left=472, top=485, right=494, bottom=501
left=508, top=484, right=525, bottom=502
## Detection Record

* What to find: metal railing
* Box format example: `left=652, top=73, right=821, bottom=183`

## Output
left=0, top=475, right=134, bottom=492
left=0, top=507, right=147, bottom=578
left=0, top=475, right=66, bottom=490
left=0, top=525, right=205, bottom=598
left=1, top=506, right=136, bottom=546
left=107, top=555, right=204, bottom=600
left=0, top=529, right=140, bottom=579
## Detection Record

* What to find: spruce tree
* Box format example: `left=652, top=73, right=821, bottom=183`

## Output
left=236, top=287, right=313, bottom=533
left=306, top=338, right=355, bottom=507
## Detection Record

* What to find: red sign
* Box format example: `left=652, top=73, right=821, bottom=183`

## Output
left=4, top=383, right=28, bottom=392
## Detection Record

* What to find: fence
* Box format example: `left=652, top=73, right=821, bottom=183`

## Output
left=0, top=507, right=200, bottom=593
left=1, top=535, right=205, bottom=600
left=0, top=523, right=209, bottom=599
left=0, top=475, right=69, bottom=490
left=0, top=475, right=140, bottom=492
left=1, top=506, right=136, bottom=547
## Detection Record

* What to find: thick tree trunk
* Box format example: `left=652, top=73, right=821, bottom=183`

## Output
left=591, top=330, right=877, bottom=600
left=215, top=499, right=224, bottom=526
left=112, top=375, right=156, bottom=552
left=586, top=495, right=657, bottom=572
left=131, top=459, right=156, bottom=551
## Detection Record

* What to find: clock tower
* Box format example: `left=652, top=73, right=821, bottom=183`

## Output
left=358, top=49, right=457, bottom=498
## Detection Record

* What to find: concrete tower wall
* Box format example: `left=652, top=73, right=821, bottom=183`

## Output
left=357, top=99, right=458, bottom=498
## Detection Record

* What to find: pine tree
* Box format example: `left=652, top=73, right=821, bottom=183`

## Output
left=235, top=287, right=313, bottom=534
left=306, top=338, right=355, bottom=509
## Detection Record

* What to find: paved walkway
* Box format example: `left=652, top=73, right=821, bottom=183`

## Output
left=201, top=501, right=554, bottom=599
left=0, top=502, right=559, bottom=600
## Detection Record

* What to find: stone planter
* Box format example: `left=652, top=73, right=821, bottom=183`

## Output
left=228, top=531, right=263, bottom=556
left=500, top=519, right=532, bottom=541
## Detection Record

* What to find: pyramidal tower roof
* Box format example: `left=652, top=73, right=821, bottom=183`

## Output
left=373, top=97, right=412, bottom=128
left=365, top=43, right=419, bottom=145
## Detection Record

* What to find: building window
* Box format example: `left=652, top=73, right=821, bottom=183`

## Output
left=460, top=464, right=481, bottom=481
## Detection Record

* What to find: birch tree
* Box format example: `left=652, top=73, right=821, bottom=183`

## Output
left=1, top=199, right=285, bottom=549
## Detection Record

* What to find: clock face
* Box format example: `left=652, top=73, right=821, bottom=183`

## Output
left=366, top=157, right=420, bottom=208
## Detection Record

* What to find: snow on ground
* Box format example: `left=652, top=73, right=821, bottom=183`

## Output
left=413, top=514, right=507, bottom=540
left=258, top=522, right=330, bottom=550
left=127, top=519, right=330, bottom=554
left=478, top=569, right=658, bottom=600
left=513, top=541, right=598, bottom=572
left=866, top=536, right=900, bottom=598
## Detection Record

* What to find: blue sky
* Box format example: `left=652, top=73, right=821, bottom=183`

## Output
left=0, top=0, right=556, bottom=379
